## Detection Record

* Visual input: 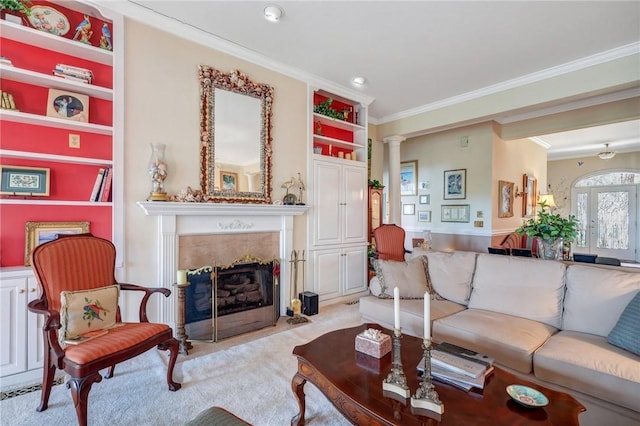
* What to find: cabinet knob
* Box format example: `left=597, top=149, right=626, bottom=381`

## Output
left=18, top=289, right=25, bottom=294
left=29, top=288, right=37, bottom=293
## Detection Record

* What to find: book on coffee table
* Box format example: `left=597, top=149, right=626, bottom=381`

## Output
left=418, top=357, right=495, bottom=391
left=433, top=342, right=495, bottom=368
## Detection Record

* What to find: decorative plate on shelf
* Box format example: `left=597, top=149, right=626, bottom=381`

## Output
left=27, top=6, right=70, bottom=36
left=506, top=384, right=549, bottom=408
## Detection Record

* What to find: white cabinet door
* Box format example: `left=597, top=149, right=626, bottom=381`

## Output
left=312, top=249, right=341, bottom=300
left=0, top=278, right=27, bottom=377
left=27, top=277, right=44, bottom=370
left=313, top=161, right=342, bottom=246
left=343, top=246, right=367, bottom=295
left=342, top=165, right=367, bottom=244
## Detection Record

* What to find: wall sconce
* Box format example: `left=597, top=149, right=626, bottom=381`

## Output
left=514, top=186, right=525, bottom=198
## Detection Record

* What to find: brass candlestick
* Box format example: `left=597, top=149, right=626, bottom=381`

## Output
left=411, top=339, right=444, bottom=414
left=382, top=329, right=410, bottom=399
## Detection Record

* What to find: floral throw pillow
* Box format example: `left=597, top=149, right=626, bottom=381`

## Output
left=59, top=285, right=120, bottom=344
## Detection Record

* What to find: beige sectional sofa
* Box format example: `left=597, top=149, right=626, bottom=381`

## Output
left=359, top=250, right=640, bottom=426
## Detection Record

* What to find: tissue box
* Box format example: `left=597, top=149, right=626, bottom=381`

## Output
left=355, top=331, right=392, bottom=359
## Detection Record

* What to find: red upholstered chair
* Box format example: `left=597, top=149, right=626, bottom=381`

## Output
left=373, top=224, right=411, bottom=261
left=28, top=234, right=181, bottom=426
left=493, top=232, right=539, bottom=257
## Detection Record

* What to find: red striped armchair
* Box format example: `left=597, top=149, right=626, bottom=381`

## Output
left=28, top=233, right=181, bottom=426
left=496, top=232, right=539, bottom=257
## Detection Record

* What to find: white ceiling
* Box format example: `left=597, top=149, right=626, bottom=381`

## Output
left=124, top=1, right=640, bottom=160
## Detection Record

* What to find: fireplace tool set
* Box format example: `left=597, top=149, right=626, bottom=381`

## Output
left=287, top=249, right=309, bottom=324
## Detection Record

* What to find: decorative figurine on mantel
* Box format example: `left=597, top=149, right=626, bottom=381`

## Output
left=73, top=15, right=92, bottom=45
left=281, top=177, right=297, bottom=205
left=295, top=172, right=305, bottom=205
left=147, top=143, right=168, bottom=201
left=100, top=23, right=112, bottom=51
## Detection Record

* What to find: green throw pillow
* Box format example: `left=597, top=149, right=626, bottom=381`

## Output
left=607, top=291, right=640, bottom=356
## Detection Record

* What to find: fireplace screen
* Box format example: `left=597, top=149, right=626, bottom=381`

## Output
left=184, top=256, right=279, bottom=341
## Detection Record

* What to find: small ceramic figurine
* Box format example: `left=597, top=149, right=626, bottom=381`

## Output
left=73, top=15, right=92, bottom=45
left=100, top=23, right=112, bottom=51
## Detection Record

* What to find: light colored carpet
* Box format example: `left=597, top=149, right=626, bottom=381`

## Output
left=1, top=303, right=364, bottom=425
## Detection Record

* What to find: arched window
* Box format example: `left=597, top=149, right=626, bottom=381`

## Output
left=575, top=172, right=640, bottom=187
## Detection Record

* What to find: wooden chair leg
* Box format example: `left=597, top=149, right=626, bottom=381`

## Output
left=37, top=361, right=56, bottom=412
left=67, top=373, right=103, bottom=426
left=159, top=338, right=182, bottom=391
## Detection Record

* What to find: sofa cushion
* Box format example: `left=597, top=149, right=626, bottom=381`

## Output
left=359, top=296, right=465, bottom=338
left=607, top=291, right=640, bottom=355
left=432, top=309, right=558, bottom=374
left=424, top=251, right=476, bottom=305
left=563, top=264, right=640, bottom=337
left=372, top=257, right=429, bottom=299
left=534, top=330, right=640, bottom=412
left=468, top=254, right=566, bottom=328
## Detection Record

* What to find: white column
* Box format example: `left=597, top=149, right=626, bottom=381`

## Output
left=383, top=135, right=406, bottom=225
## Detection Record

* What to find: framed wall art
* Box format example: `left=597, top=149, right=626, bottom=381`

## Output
left=0, top=165, right=50, bottom=196
left=25, top=221, right=90, bottom=266
left=400, top=160, right=418, bottom=196
left=522, top=174, right=537, bottom=217
left=403, top=203, right=415, bottom=215
left=498, top=180, right=514, bottom=218
left=444, top=169, right=466, bottom=200
left=419, top=194, right=430, bottom=205
left=441, top=204, right=470, bottom=223
left=418, top=210, right=431, bottom=222
left=46, top=89, right=89, bottom=122
left=220, top=171, right=238, bottom=192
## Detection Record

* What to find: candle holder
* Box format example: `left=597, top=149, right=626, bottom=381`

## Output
left=173, top=281, right=193, bottom=355
left=411, top=339, right=444, bottom=414
left=382, top=329, right=410, bottom=399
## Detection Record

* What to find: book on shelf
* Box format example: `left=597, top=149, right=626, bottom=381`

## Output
left=99, top=167, right=113, bottom=202
left=52, top=71, right=92, bottom=84
left=55, top=63, right=94, bottom=77
left=90, top=168, right=106, bottom=201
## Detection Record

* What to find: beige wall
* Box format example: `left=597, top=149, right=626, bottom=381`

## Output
left=548, top=151, right=640, bottom=217
left=123, top=20, right=307, bottom=291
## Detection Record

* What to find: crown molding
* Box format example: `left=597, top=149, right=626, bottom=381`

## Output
left=93, top=1, right=374, bottom=106
left=377, top=42, right=640, bottom=124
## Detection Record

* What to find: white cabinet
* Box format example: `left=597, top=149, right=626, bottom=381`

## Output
left=312, top=159, right=367, bottom=247
left=311, top=246, right=367, bottom=301
left=307, top=87, right=369, bottom=302
left=0, top=270, right=41, bottom=380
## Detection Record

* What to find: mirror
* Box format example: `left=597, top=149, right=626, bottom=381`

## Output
left=199, top=66, right=273, bottom=203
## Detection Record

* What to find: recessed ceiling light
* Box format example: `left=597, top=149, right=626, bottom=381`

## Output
left=352, top=76, right=366, bottom=86
left=264, top=5, right=284, bottom=22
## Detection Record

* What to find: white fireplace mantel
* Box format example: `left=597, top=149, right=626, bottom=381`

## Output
left=137, top=201, right=308, bottom=327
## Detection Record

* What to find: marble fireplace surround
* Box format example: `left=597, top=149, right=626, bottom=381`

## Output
left=137, top=201, right=307, bottom=330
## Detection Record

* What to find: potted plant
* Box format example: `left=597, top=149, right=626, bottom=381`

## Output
left=516, top=202, right=579, bottom=260
left=0, top=0, right=31, bottom=17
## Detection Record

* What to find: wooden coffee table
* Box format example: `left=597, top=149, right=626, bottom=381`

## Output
left=291, top=323, right=585, bottom=425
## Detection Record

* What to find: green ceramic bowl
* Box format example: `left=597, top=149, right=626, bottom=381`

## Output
left=506, top=384, right=549, bottom=408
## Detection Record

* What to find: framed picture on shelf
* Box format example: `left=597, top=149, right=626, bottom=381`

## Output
left=522, top=174, right=537, bottom=217
left=444, top=169, right=466, bottom=199
left=24, top=221, right=90, bottom=266
left=418, top=210, right=431, bottom=222
left=400, top=160, right=418, bottom=196
left=0, top=165, right=50, bottom=196
left=419, top=194, right=430, bottom=204
left=403, top=203, right=415, bottom=215
left=220, top=171, right=238, bottom=191
left=46, top=89, right=89, bottom=122
left=442, top=204, right=470, bottom=223
left=498, top=180, right=514, bottom=218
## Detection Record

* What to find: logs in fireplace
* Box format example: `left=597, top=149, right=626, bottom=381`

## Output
left=184, top=256, right=279, bottom=341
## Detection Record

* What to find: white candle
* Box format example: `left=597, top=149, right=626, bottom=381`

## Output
left=424, top=291, right=431, bottom=341
left=177, top=269, right=187, bottom=285
left=394, top=286, right=400, bottom=330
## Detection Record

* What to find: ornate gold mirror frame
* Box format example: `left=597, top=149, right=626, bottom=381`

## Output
left=199, top=66, right=273, bottom=203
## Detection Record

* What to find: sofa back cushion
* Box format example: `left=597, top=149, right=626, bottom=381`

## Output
left=468, top=254, right=567, bottom=328
left=562, top=265, right=640, bottom=337
left=372, top=257, right=429, bottom=299
left=424, top=251, right=477, bottom=305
